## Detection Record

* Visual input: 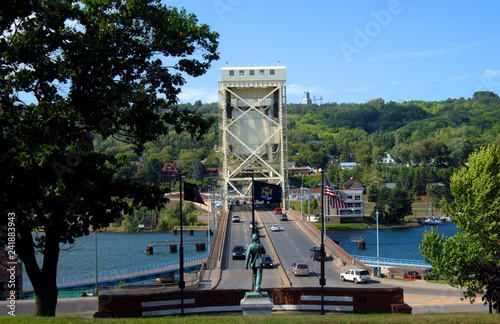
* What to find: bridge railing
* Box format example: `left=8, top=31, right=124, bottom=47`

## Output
left=23, top=253, right=208, bottom=290
left=351, top=255, right=431, bottom=268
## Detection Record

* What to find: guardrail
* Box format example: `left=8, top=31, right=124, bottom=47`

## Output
left=23, top=253, right=208, bottom=290
left=351, top=255, right=431, bottom=268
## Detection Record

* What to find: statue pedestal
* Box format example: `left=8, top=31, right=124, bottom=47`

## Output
left=240, top=292, right=273, bottom=316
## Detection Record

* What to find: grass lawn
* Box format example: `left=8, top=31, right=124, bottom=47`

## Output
left=3, top=313, right=498, bottom=323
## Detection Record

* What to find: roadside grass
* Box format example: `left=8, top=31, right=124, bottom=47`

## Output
left=3, top=314, right=498, bottom=323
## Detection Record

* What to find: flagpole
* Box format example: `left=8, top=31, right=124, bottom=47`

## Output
left=252, top=172, right=255, bottom=235
left=320, top=169, right=325, bottom=315
left=179, top=175, right=185, bottom=316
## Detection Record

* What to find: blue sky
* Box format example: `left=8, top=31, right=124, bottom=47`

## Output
left=169, top=0, right=500, bottom=104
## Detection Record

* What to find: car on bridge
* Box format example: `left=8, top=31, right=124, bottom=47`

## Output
left=262, top=255, right=274, bottom=268
left=310, top=246, right=323, bottom=261
left=279, top=214, right=288, bottom=221
left=404, top=271, right=422, bottom=280
left=274, top=207, right=282, bottom=214
left=340, top=269, right=371, bottom=284
left=271, top=224, right=281, bottom=231
left=249, top=221, right=259, bottom=230
left=291, top=262, right=309, bottom=276
left=232, top=215, right=240, bottom=222
left=232, top=245, right=246, bottom=260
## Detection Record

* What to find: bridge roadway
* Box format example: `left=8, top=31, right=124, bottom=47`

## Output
left=216, top=204, right=361, bottom=290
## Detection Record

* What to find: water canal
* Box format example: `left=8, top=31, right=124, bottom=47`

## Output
left=22, top=222, right=458, bottom=284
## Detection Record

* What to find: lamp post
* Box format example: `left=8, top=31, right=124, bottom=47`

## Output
left=371, top=210, right=380, bottom=276
left=319, top=169, right=326, bottom=315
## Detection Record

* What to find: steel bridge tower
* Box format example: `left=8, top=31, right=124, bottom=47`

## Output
left=217, top=66, right=288, bottom=209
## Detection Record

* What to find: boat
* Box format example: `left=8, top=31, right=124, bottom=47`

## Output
left=440, top=215, right=452, bottom=222
left=424, top=202, right=441, bottom=225
left=424, top=217, right=442, bottom=225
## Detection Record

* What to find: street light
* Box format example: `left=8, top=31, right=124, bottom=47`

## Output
left=371, top=210, right=380, bottom=277
left=319, top=169, right=326, bottom=315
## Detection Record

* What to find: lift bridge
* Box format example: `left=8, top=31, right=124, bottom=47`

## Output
left=216, top=66, right=288, bottom=209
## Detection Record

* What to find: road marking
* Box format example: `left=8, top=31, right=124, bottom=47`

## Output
left=405, top=295, right=428, bottom=302
left=411, top=296, right=462, bottom=306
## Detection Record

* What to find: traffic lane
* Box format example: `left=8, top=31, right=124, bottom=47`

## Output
left=219, top=208, right=281, bottom=290
left=261, top=212, right=341, bottom=288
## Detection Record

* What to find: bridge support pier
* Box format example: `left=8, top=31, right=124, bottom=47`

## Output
left=358, top=240, right=366, bottom=250
left=195, top=243, right=206, bottom=251
left=169, top=244, right=177, bottom=253
left=146, top=246, right=153, bottom=254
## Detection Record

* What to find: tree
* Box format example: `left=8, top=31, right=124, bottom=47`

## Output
left=420, top=145, right=500, bottom=312
left=385, top=187, right=413, bottom=223
left=191, top=161, right=206, bottom=182
left=0, top=0, right=218, bottom=316
left=141, top=157, right=163, bottom=185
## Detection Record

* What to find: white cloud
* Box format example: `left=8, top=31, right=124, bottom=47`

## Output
left=178, top=87, right=218, bottom=104
left=391, top=80, right=400, bottom=86
left=482, top=69, right=500, bottom=80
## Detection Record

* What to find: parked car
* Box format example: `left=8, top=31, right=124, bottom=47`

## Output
left=280, top=214, right=288, bottom=221
left=340, top=269, right=371, bottom=284
left=232, top=245, right=246, bottom=260
left=271, top=224, right=281, bottom=231
left=291, top=262, right=309, bottom=276
left=232, top=215, right=240, bottom=222
left=262, top=255, right=274, bottom=268
left=274, top=207, right=282, bottom=214
left=404, top=271, right=422, bottom=280
left=310, top=246, right=323, bottom=261
left=423, top=268, right=436, bottom=280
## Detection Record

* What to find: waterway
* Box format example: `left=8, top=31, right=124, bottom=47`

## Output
left=328, top=221, right=458, bottom=261
left=22, top=222, right=458, bottom=284
left=22, top=230, right=211, bottom=285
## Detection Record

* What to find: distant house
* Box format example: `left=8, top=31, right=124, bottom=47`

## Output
left=161, top=162, right=180, bottom=181
left=340, top=162, right=359, bottom=170
left=378, top=152, right=396, bottom=167
left=206, top=167, right=220, bottom=179
left=288, top=167, right=310, bottom=176
left=313, top=178, right=365, bottom=224
left=343, top=177, right=365, bottom=191
left=325, top=178, right=365, bottom=224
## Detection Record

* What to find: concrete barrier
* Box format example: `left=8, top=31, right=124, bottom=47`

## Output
left=95, top=286, right=410, bottom=317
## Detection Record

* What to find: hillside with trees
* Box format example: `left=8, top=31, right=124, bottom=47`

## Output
left=100, top=91, right=500, bottom=226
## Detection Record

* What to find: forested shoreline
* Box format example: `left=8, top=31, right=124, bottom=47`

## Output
left=99, top=91, right=500, bottom=228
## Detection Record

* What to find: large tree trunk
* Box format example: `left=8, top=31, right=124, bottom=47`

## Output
left=18, top=225, right=60, bottom=316
left=34, top=285, right=58, bottom=316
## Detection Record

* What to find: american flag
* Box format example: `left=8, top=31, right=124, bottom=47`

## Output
left=324, top=178, right=347, bottom=209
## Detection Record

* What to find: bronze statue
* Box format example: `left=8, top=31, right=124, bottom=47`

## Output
left=245, top=233, right=266, bottom=293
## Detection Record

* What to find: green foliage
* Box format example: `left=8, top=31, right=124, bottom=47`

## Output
left=157, top=202, right=199, bottom=230
left=0, top=0, right=218, bottom=316
left=420, top=145, right=500, bottom=310
left=384, top=187, right=413, bottom=223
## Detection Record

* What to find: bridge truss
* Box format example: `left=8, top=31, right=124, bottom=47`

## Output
left=217, top=66, right=288, bottom=209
